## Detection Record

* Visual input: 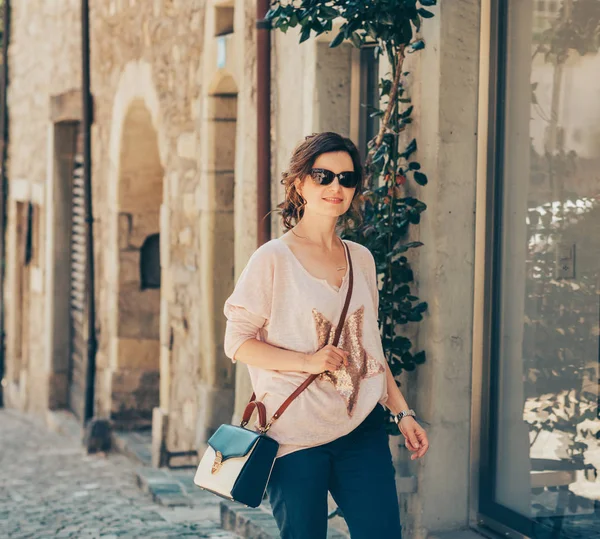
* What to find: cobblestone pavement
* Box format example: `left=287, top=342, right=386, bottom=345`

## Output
left=0, top=408, right=240, bottom=539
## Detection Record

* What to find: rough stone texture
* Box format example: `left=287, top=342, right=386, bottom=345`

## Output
left=0, top=408, right=241, bottom=538
left=220, top=500, right=351, bottom=539
left=3, top=0, right=82, bottom=416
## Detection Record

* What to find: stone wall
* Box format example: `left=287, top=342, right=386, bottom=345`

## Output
left=89, top=0, right=259, bottom=452
left=4, top=0, right=82, bottom=415
left=89, top=0, right=205, bottom=441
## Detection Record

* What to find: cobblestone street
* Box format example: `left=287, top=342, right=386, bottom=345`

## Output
left=0, top=409, right=240, bottom=539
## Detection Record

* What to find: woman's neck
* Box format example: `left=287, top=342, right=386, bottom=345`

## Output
left=293, top=215, right=339, bottom=250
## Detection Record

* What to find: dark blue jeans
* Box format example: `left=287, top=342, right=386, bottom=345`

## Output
left=266, top=404, right=402, bottom=539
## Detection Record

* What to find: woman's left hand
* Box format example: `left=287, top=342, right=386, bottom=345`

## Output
left=398, top=417, right=429, bottom=460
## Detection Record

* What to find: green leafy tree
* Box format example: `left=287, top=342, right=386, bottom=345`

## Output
left=266, top=0, right=435, bottom=433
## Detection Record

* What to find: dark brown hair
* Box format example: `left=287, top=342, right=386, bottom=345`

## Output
left=278, top=132, right=364, bottom=230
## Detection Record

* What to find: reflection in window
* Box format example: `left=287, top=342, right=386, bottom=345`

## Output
left=491, top=0, right=600, bottom=536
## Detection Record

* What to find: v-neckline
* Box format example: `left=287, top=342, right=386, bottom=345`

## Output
left=277, top=237, right=349, bottom=294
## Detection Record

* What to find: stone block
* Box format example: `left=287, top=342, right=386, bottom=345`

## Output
left=118, top=213, right=132, bottom=250
left=50, top=89, right=83, bottom=123
left=119, top=172, right=163, bottom=214
left=111, top=369, right=144, bottom=394
left=213, top=172, right=234, bottom=209
left=178, top=227, right=192, bottom=246
left=182, top=193, right=197, bottom=218
left=119, top=250, right=140, bottom=285
left=115, top=337, right=160, bottom=370
left=117, top=284, right=160, bottom=339
left=213, top=123, right=236, bottom=171
left=195, top=383, right=235, bottom=447
left=209, top=94, right=237, bottom=121
left=177, top=132, right=198, bottom=161
left=129, top=212, right=160, bottom=249
left=168, top=171, right=180, bottom=199
left=110, top=368, right=160, bottom=422
left=47, top=371, right=68, bottom=410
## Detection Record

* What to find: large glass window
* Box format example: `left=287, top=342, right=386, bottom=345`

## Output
left=482, top=1, right=600, bottom=537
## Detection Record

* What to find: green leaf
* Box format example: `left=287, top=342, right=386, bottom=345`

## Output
left=413, top=351, right=426, bottom=364
left=411, top=15, right=421, bottom=32
left=299, top=26, right=311, bottom=43
left=380, top=79, right=392, bottom=96
left=413, top=171, right=428, bottom=185
left=401, top=105, right=414, bottom=119
left=408, top=162, right=421, bottom=170
left=350, top=31, right=363, bottom=48
left=320, top=6, right=339, bottom=19
left=329, top=30, right=345, bottom=48
left=414, top=301, right=428, bottom=313
left=409, top=40, right=425, bottom=52
left=399, top=138, right=417, bottom=159
left=417, top=8, right=435, bottom=18
left=419, top=0, right=437, bottom=6
left=407, top=312, right=423, bottom=322
left=373, top=143, right=388, bottom=164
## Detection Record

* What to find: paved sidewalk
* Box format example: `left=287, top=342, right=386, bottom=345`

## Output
left=0, top=408, right=240, bottom=539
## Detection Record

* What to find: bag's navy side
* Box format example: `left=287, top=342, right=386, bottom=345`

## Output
left=231, top=435, right=280, bottom=507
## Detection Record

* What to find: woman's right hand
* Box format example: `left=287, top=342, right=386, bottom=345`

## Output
left=302, top=345, right=349, bottom=374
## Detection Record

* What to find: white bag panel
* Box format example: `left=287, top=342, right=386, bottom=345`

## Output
left=194, top=444, right=256, bottom=498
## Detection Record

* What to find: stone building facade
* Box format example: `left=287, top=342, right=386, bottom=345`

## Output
left=0, top=1, right=481, bottom=537
left=0, top=0, right=486, bottom=536
left=4, top=1, right=599, bottom=538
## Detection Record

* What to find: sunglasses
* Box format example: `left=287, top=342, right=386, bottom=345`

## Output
left=309, top=168, right=360, bottom=189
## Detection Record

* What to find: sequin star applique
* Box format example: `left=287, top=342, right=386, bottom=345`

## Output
left=312, top=305, right=385, bottom=417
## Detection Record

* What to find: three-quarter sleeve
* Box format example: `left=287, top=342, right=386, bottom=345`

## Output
left=223, top=245, right=275, bottom=362
left=364, top=248, right=390, bottom=408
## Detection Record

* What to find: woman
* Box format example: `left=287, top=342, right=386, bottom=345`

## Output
left=223, top=132, right=429, bottom=539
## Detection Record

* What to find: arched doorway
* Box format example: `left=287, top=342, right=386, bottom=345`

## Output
left=111, top=99, right=163, bottom=426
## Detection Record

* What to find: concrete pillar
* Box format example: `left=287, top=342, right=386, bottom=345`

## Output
left=406, top=1, right=482, bottom=536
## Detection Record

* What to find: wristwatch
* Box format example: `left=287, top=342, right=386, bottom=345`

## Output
left=393, top=409, right=416, bottom=425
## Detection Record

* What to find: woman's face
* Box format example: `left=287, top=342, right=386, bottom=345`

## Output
left=296, top=151, right=356, bottom=219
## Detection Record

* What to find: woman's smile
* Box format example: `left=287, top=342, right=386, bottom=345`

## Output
left=322, top=196, right=343, bottom=204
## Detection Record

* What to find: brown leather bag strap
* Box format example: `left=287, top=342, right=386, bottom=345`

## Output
left=246, top=240, right=354, bottom=431
left=240, top=400, right=267, bottom=430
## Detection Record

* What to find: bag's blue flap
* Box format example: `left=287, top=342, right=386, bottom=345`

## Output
left=208, top=424, right=261, bottom=460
